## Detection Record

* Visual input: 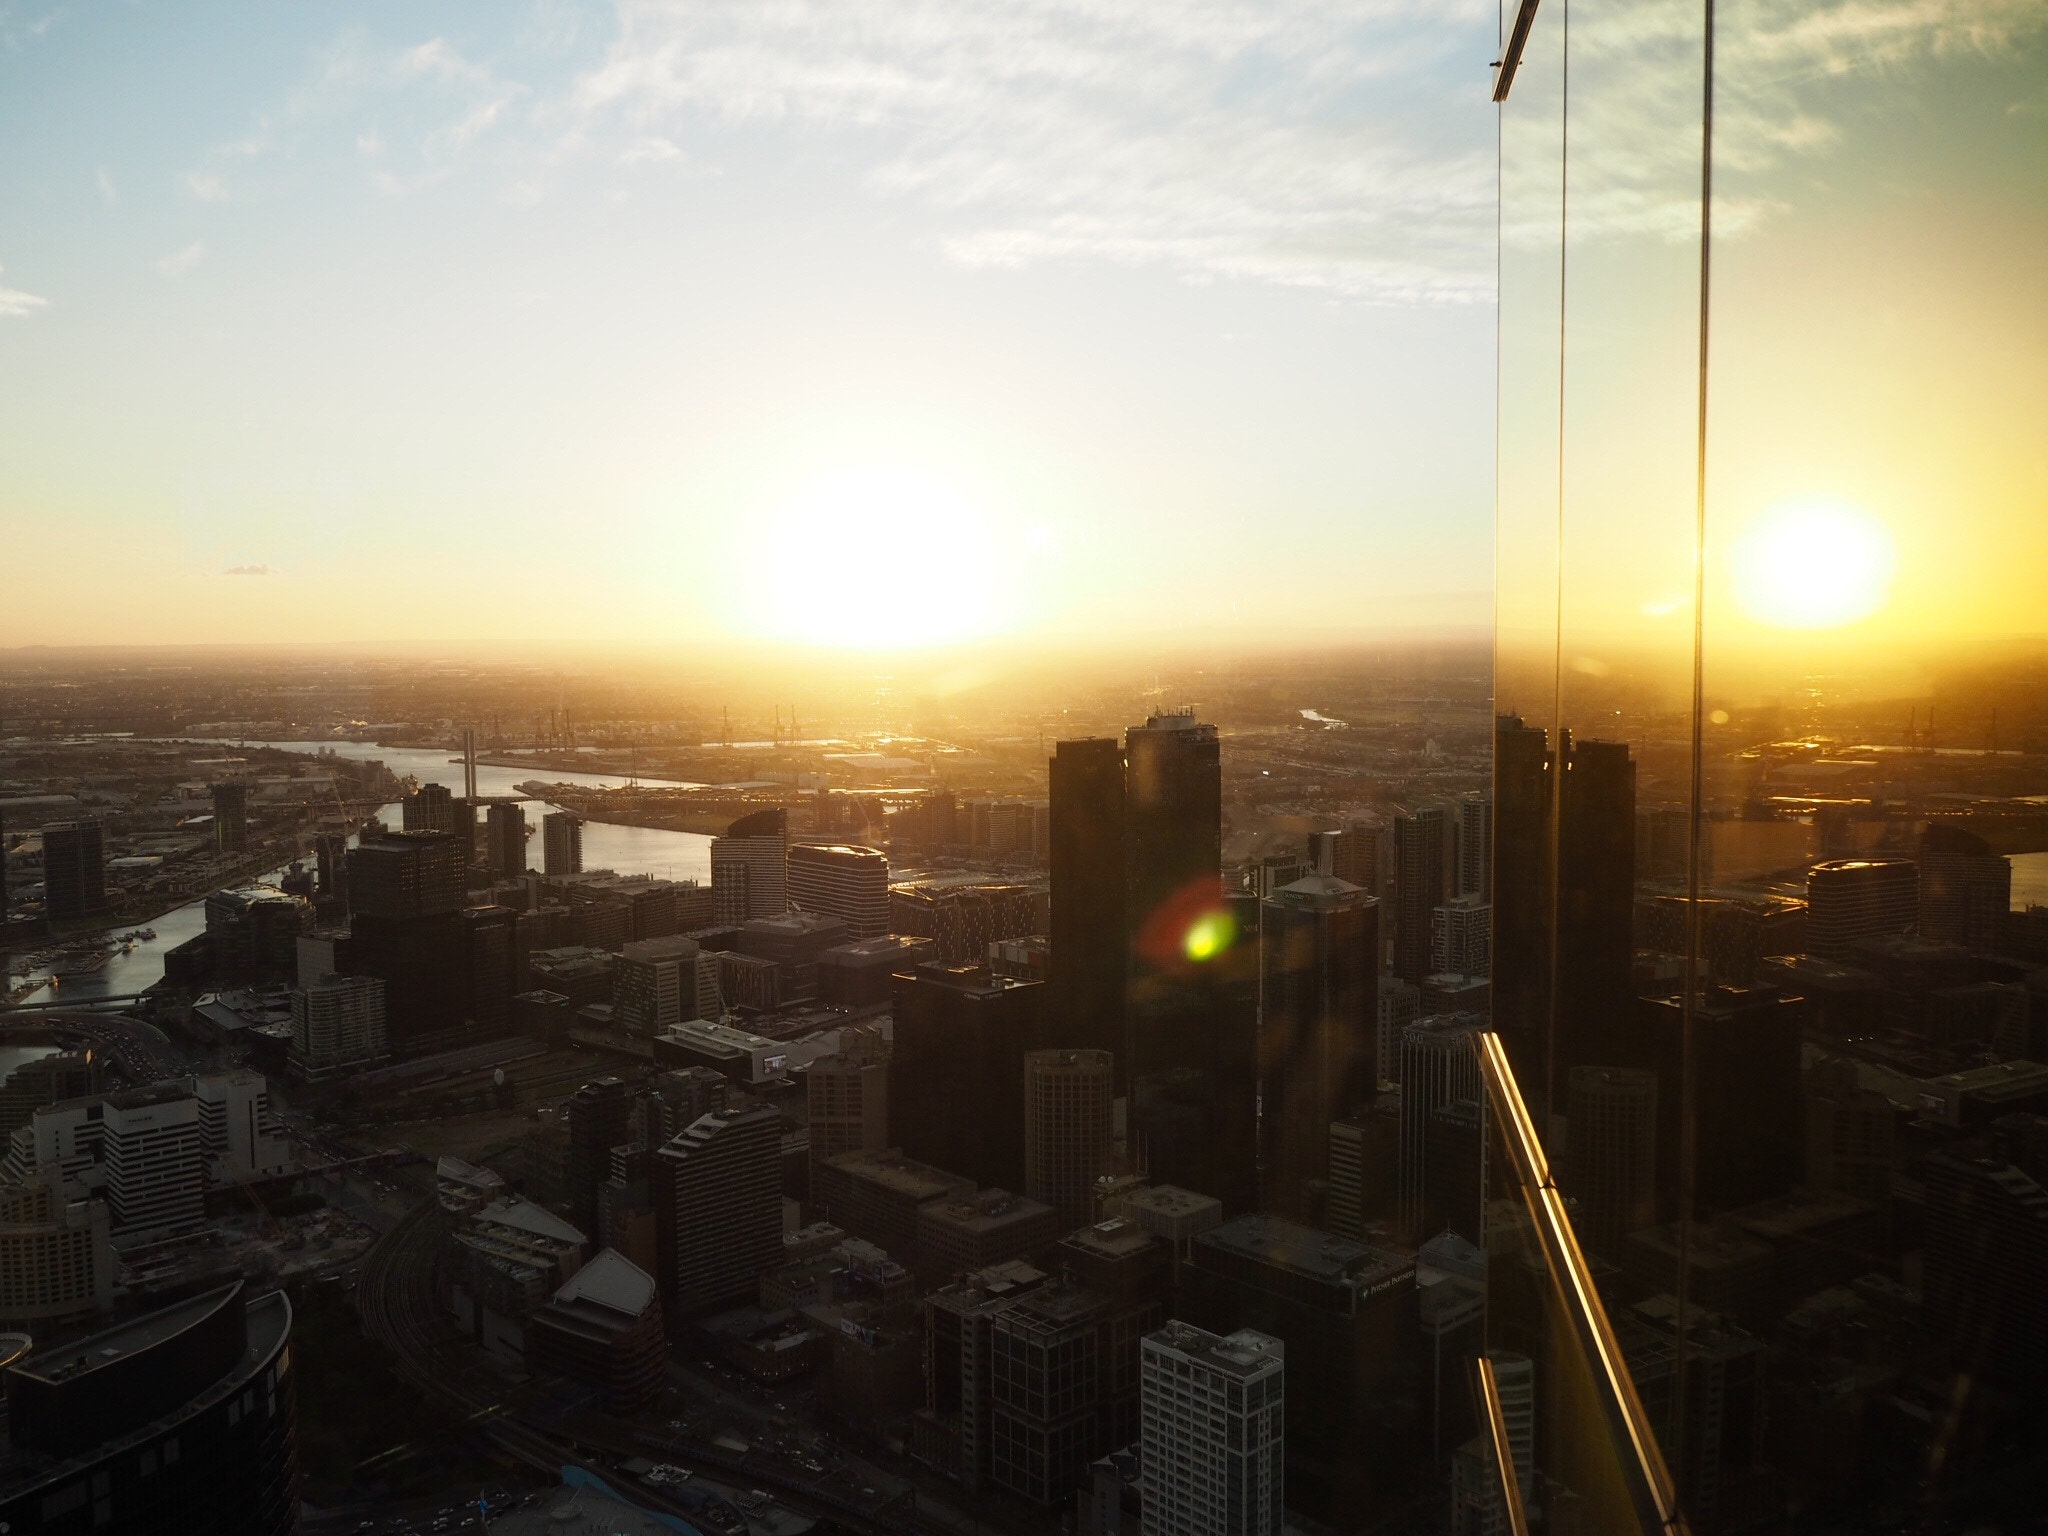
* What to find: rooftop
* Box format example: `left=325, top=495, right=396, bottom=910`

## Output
left=1146, top=1320, right=1284, bottom=1377
left=553, top=1248, right=657, bottom=1318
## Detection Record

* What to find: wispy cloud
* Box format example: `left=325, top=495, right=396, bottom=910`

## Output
left=0, top=266, right=48, bottom=316
left=185, top=170, right=229, bottom=202
left=157, top=241, right=207, bottom=277
left=547, top=0, right=1500, bottom=302
left=222, top=564, right=271, bottom=577
left=96, top=165, right=117, bottom=205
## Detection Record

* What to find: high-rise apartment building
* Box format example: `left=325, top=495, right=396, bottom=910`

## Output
left=211, top=780, right=249, bottom=854
left=1023, top=1049, right=1115, bottom=1233
left=1565, top=1066, right=1659, bottom=1256
left=486, top=802, right=527, bottom=880
left=1377, top=977, right=1422, bottom=1088
left=1431, top=894, right=1492, bottom=978
left=289, top=972, right=388, bottom=1078
left=651, top=1105, right=782, bottom=1317
left=543, top=810, right=585, bottom=876
left=1806, top=859, right=1920, bottom=960
left=805, top=1022, right=891, bottom=1165
left=0, top=1165, right=114, bottom=1325
left=1140, top=1322, right=1285, bottom=1536
left=711, top=808, right=788, bottom=923
left=403, top=782, right=458, bottom=836
left=1915, top=826, right=2011, bottom=952
left=1455, top=794, right=1493, bottom=900
left=1308, top=822, right=1381, bottom=894
left=1398, top=1014, right=1486, bottom=1239
left=1258, top=875, right=1378, bottom=1224
left=1049, top=738, right=1131, bottom=1071
left=1393, top=806, right=1447, bottom=984
left=42, top=820, right=108, bottom=923
left=787, top=842, right=891, bottom=939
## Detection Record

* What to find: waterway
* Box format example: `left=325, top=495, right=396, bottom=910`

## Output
left=2011, top=850, right=2048, bottom=912
left=15, top=739, right=716, bottom=1006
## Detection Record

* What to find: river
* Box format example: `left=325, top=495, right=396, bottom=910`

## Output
left=14, top=739, right=716, bottom=1006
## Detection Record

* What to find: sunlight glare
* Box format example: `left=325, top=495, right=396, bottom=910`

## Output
left=1731, top=496, right=1896, bottom=630
left=735, top=468, right=1015, bottom=650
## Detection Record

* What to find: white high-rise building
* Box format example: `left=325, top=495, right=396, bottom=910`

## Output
left=1140, top=1322, right=1285, bottom=1536
left=192, top=1071, right=291, bottom=1183
left=101, top=1087, right=205, bottom=1238
left=6, top=1097, right=107, bottom=1192
left=615, top=936, right=702, bottom=1034
left=290, top=972, right=388, bottom=1078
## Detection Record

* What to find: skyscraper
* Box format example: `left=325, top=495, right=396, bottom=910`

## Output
left=1915, top=826, right=2011, bottom=952
left=1431, top=893, right=1492, bottom=978
left=566, top=1076, right=636, bottom=1237
left=42, top=820, right=108, bottom=923
left=651, top=1105, right=783, bottom=1317
left=1140, top=1322, right=1285, bottom=1536
left=1125, top=712, right=1222, bottom=1004
left=1806, top=858, right=1920, bottom=959
left=211, top=780, right=249, bottom=854
left=1397, top=1014, right=1485, bottom=1240
left=289, top=972, right=388, bottom=1079
left=786, top=842, right=891, bottom=939
left=614, top=935, right=704, bottom=1034
left=402, top=781, right=458, bottom=835
left=543, top=810, right=585, bottom=876
left=1392, top=806, right=1446, bottom=984
left=1049, top=736, right=1128, bottom=1067
left=805, top=1022, right=891, bottom=1164
left=345, top=831, right=467, bottom=1055
left=1258, top=874, right=1378, bottom=1224
left=1023, top=1048, right=1115, bottom=1233
left=890, top=962, right=1048, bottom=1190
left=1565, top=1066, right=1659, bottom=1256
left=486, top=802, right=527, bottom=879
left=1455, top=793, right=1493, bottom=900
left=711, top=808, right=788, bottom=923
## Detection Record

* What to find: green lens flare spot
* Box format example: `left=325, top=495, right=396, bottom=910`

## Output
left=1182, top=910, right=1234, bottom=963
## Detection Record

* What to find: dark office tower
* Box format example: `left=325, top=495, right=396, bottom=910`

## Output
left=485, top=802, right=526, bottom=880
left=1421, top=1099, right=1485, bottom=1243
left=543, top=810, right=584, bottom=876
left=711, top=808, right=788, bottom=923
left=1566, top=1066, right=1659, bottom=1256
left=1555, top=733, right=1636, bottom=1073
left=1049, top=737, right=1128, bottom=1067
left=1258, top=875, right=1379, bottom=1223
left=1916, top=826, right=2010, bottom=952
left=42, top=820, right=109, bottom=923
left=1921, top=1146, right=2048, bottom=1388
left=650, top=1105, right=783, bottom=1318
left=0, top=1280, right=297, bottom=1536
left=890, top=962, right=1048, bottom=1190
left=1492, top=715, right=1552, bottom=1087
left=462, top=905, right=518, bottom=1037
left=347, top=831, right=465, bottom=919
left=1638, top=984, right=1804, bottom=1216
left=1803, top=1058, right=1895, bottom=1208
left=566, top=1076, right=635, bottom=1237
left=1392, top=806, right=1446, bottom=985
left=1023, top=1048, right=1115, bottom=1233
left=786, top=842, right=891, bottom=939
left=345, top=832, right=467, bottom=1055
left=1124, top=711, right=1222, bottom=1080
left=211, top=781, right=249, bottom=854
left=313, top=833, right=348, bottom=911
left=1806, top=857, right=1919, bottom=960
left=402, top=781, right=457, bottom=835
left=1454, top=793, right=1493, bottom=900
left=1397, top=1014, right=1485, bottom=1240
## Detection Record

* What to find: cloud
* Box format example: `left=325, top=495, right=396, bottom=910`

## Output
left=157, top=241, right=207, bottom=277
left=222, top=564, right=272, bottom=577
left=552, top=0, right=1500, bottom=303
left=96, top=166, right=117, bottom=204
left=0, top=266, right=48, bottom=316
left=185, top=170, right=229, bottom=202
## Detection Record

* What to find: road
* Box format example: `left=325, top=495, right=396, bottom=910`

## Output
left=0, top=1009, right=186, bottom=1083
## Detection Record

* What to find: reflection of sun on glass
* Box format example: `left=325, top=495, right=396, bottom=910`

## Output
left=1731, top=496, right=1896, bottom=630
left=1182, top=909, right=1235, bottom=964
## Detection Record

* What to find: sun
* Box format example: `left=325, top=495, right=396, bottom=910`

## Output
left=731, top=468, right=1016, bottom=650
left=1730, top=496, right=1897, bottom=630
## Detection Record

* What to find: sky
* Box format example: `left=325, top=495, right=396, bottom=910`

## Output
left=3, top=2, right=2041, bottom=666
left=0, top=0, right=1502, bottom=652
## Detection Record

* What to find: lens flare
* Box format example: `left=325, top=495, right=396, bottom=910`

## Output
left=1182, top=909, right=1236, bottom=963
